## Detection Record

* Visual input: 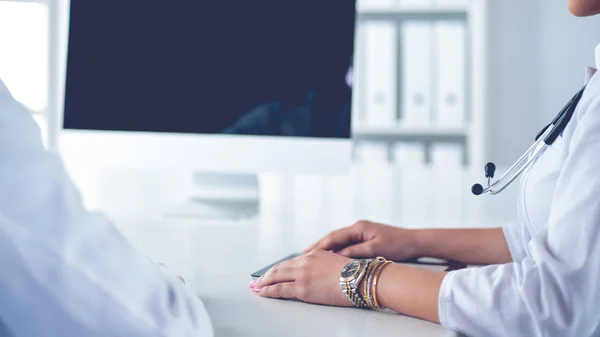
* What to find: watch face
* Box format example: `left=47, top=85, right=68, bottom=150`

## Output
left=341, top=261, right=361, bottom=279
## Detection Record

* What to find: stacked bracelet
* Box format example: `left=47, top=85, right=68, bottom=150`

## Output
left=363, top=257, right=385, bottom=308
left=362, top=257, right=393, bottom=309
left=370, top=260, right=393, bottom=309
left=340, top=257, right=394, bottom=310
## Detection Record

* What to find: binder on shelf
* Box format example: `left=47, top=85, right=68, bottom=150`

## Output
left=357, top=0, right=467, bottom=13
left=433, top=0, right=470, bottom=9
left=393, top=143, right=433, bottom=226
left=400, top=0, right=433, bottom=9
left=392, top=143, right=424, bottom=167
left=358, top=0, right=436, bottom=11
left=356, top=141, right=389, bottom=165
left=357, top=0, right=395, bottom=11
left=430, top=143, right=464, bottom=168
left=430, top=143, right=465, bottom=221
left=434, top=20, right=467, bottom=129
left=362, top=21, right=398, bottom=128
left=401, top=21, right=433, bottom=129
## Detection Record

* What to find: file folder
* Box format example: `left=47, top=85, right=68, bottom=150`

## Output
left=363, top=22, right=398, bottom=127
left=401, top=21, right=433, bottom=128
left=434, top=20, right=467, bottom=128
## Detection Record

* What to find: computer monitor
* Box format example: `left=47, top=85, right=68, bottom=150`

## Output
left=52, top=0, right=357, bottom=217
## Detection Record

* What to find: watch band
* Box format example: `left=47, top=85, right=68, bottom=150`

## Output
left=343, top=283, right=368, bottom=308
left=340, top=259, right=371, bottom=308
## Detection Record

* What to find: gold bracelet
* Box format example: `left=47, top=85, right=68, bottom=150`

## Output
left=371, top=261, right=393, bottom=309
left=370, top=261, right=387, bottom=309
left=361, top=259, right=377, bottom=307
left=365, top=257, right=386, bottom=308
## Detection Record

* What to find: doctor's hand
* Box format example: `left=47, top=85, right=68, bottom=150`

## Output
left=305, top=220, right=419, bottom=262
left=251, top=250, right=353, bottom=307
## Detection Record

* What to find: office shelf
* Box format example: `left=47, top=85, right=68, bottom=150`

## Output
left=352, top=0, right=487, bottom=166
left=358, top=6, right=468, bottom=15
left=353, top=126, right=467, bottom=143
left=356, top=1, right=470, bottom=20
left=357, top=7, right=468, bottom=21
left=0, top=0, right=48, bottom=3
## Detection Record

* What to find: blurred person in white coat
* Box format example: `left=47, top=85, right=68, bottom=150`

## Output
left=253, top=1, right=600, bottom=336
left=0, top=78, right=213, bottom=336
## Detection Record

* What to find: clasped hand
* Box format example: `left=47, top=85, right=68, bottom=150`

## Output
left=250, top=220, right=419, bottom=306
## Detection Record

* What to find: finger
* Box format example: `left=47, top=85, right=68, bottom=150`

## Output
left=258, top=258, right=297, bottom=284
left=306, top=227, right=361, bottom=252
left=337, top=242, right=374, bottom=258
left=258, top=282, right=297, bottom=299
left=256, top=266, right=297, bottom=288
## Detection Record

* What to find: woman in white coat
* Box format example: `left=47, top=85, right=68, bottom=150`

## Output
left=0, top=82, right=213, bottom=334
left=253, top=1, right=600, bottom=336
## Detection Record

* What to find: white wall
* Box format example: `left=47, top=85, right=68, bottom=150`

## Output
left=537, top=2, right=600, bottom=122
left=485, top=0, right=600, bottom=165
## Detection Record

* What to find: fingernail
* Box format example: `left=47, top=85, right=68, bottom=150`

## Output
left=252, top=288, right=262, bottom=293
left=249, top=280, right=257, bottom=288
left=334, top=251, right=342, bottom=255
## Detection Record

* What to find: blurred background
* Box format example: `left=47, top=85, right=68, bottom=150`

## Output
left=1, top=0, right=600, bottom=227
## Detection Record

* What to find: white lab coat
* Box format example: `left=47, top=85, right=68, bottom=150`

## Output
left=439, top=45, right=600, bottom=337
left=0, top=80, right=213, bottom=336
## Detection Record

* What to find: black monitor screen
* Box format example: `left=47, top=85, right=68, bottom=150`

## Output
left=63, top=1, right=356, bottom=139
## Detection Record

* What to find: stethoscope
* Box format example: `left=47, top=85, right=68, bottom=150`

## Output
left=472, top=85, right=587, bottom=196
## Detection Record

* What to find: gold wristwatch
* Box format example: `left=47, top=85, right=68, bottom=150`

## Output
left=339, top=259, right=371, bottom=308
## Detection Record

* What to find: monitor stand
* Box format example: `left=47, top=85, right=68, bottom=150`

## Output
left=165, top=172, right=260, bottom=219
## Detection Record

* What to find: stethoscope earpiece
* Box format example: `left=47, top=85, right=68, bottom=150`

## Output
left=471, top=184, right=485, bottom=196
left=484, top=162, right=496, bottom=179
left=471, top=163, right=496, bottom=196
left=471, top=86, right=585, bottom=197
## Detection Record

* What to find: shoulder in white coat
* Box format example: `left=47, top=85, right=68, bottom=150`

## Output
left=0, top=79, right=213, bottom=337
left=439, top=44, right=600, bottom=337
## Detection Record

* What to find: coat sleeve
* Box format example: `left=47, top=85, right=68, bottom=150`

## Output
left=0, top=80, right=213, bottom=337
left=438, top=84, right=600, bottom=337
left=501, top=221, right=530, bottom=262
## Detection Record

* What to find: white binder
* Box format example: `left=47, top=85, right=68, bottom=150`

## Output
left=357, top=0, right=395, bottom=11
left=400, top=0, right=433, bottom=8
left=430, top=143, right=465, bottom=222
left=431, top=143, right=463, bottom=167
left=362, top=22, right=398, bottom=127
left=401, top=21, right=433, bottom=128
left=393, top=143, right=424, bottom=167
left=434, top=20, right=466, bottom=128
left=357, top=141, right=389, bottom=164
left=393, top=143, right=434, bottom=226
left=433, top=0, right=469, bottom=9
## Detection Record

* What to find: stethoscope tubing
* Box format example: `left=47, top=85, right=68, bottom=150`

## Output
left=474, top=85, right=586, bottom=196
left=482, top=126, right=553, bottom=195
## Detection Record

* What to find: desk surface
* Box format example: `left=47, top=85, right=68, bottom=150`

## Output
left=118, top=219, right=457, bottom=337
left=74, top=164, right=519, bottom=337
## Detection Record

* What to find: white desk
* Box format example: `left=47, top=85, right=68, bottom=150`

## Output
left=72, top=163, right=519, bottom=337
